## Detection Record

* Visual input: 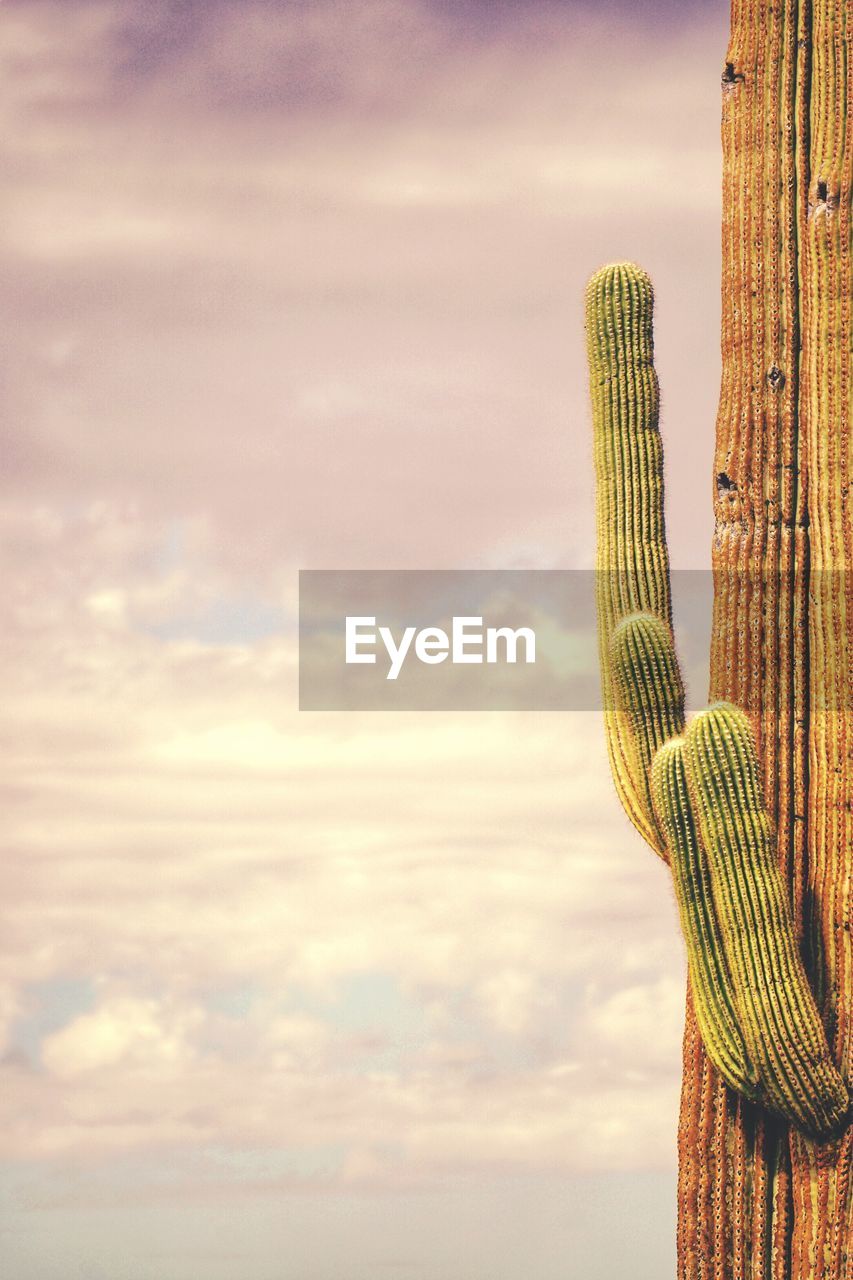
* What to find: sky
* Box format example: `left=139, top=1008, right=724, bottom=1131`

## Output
left=1, top=1, right=729, bottom=1276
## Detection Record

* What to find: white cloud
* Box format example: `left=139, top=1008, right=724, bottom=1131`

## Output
left=581, top=976, right=686, bottom=1074
left=0, top=0, right=719, bottom=1244
left=42, top=997, right=202, bottom=1077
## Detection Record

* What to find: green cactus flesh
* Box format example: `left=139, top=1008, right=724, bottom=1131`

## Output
left=650, top=738, right=759, bottom=1102
left=682, top=704, right=848, bottom=1139
left=588, top=263, right=672, bottom=855
left=587, top=264, right=849, bottom=1143
left=609, top=611, right=685, bottom=837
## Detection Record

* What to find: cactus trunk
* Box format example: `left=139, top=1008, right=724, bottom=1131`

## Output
left=587, top=2, right=853, bottom=1276
left=686, top=3, right=852, bottom=1277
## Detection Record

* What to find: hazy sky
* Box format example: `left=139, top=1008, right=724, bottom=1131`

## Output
left=2, top=1, right=729, bottom=1276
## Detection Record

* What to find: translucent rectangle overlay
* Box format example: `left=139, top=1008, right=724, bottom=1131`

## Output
left=299, top=570, right=721, bottom=711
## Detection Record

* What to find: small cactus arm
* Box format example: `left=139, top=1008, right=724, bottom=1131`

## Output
left=587, top=263, right=849, bottom=1142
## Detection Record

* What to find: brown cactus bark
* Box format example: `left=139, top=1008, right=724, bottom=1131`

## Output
left=681, top=2, right=852, bottom=1277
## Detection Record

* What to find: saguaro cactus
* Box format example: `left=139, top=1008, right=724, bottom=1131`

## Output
left=587, top=4, right=853, bottom=1278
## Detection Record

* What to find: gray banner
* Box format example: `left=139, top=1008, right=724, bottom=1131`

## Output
left=299, top=570, right=716, bottom=710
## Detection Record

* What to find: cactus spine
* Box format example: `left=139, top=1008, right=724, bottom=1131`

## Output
left=587, top=3, right=853, bottom=1275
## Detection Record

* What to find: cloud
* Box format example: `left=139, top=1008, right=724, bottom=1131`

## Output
left=41, top=997, right=202, bottom=1076
left=0, top=500, right=685, bottom=1177
left=0, top=0, right=722, bottom=1271
left=581, top=976, right=686, bottom=1073
left=2, top=0, right=724, bottom=572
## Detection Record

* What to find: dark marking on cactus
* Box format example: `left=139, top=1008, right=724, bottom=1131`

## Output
left=722, top=62, right=745, bottom=89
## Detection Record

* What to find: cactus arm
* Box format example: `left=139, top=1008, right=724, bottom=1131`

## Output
left=683, top=703, right=850, bottom=1140
left=586, top=263, right=675, bottom=855
left=609, top=612, right=685, bottom=835
left=586, top=260, right=848, bottom=1142
left=589, top=269, right=849, bottom=1140
left=650, top=738, right=760, bottom=1101
left=610, top=611, right=757, bottom=1099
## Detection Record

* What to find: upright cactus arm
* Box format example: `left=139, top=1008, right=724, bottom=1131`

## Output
left=610, top=612, right=685, bottom=833
left=588, top=262, right=850, bottom=1142
left=587, top=264, right=675, bottom=855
